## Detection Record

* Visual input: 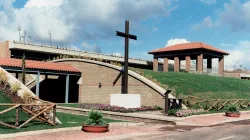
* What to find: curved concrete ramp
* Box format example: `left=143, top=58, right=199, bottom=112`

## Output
left=53, top=58, right=177, bottom=108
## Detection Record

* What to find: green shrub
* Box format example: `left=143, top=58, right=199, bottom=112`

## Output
left=225, top=105, right=240, bottom=113
left=154, top=105, right=163, bottom=110
left=84, top=109, right=108, bottom=126
left=167, top=109, right=179, bottom=116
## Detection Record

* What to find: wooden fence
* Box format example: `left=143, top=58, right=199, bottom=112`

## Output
left=0, top=103, right=56, bottom=129
left=184, top=96, right=249, bottom=111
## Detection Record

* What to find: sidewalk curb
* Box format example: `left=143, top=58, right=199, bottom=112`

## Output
left=0, top=122, right=144, bottom=139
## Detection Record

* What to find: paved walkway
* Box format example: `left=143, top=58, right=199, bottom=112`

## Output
left=1, top=112, right=250, bottom=140
left=175, top=111, right=250, bottom=126
left=0, top=125, right=169, bottom=140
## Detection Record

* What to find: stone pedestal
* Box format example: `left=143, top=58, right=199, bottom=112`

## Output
left=110, top=94, right=141, bottom=108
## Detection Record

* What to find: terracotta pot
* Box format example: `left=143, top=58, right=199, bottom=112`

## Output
left=82, top=123, right=109, bottom=133
left=225, top=112, right=241, bottom=117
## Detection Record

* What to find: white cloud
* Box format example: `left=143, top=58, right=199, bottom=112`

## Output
left=219, top=43, right=234, bottom=47
left=199, top=0, right=216, bottom=5
left=81, top=42, right=101, bottom=53
left=0, top=0, right=178, bottom=52
left=192, top=16, right=217, bottom=30
left=165, top=38, right=190, bottom=47
left=24, top=0, right=63, bottom=8
left=194, top=0, right=250, bottom=32
left=152, top=27, right=158, bottom=31
left=224, top=40, right=250, bottom=70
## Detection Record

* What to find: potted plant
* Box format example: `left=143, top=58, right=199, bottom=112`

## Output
left=82, top=109, right=109, bottom=133
left=225, top=105, right=241, bottom=117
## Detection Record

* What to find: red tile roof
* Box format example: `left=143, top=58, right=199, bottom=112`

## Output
left=148, top=42, right=229, bottom=55
left=0, top=58, right=80, bottom=73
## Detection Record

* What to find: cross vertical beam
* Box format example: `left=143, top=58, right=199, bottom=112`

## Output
left=36, top=71, right=40, bottom=97
left=65, top=74, right=69, bottom=103
left=116, top=20, right=137, bottom=94
left=124, top=21, right=129, bottom=94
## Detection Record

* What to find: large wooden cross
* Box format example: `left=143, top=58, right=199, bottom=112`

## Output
left=116, top=20, right=137, bottom=94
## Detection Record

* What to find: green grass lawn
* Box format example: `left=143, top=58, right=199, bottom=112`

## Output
left=57, top=103, right=79, bottom=108
left=0, top=91, right=123, bottom=134
left=0, top=112, right=122, bottom=134
left=139, top=69, right=250, bottom=99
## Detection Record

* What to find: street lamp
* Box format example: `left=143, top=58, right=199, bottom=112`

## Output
left=17, top=26, right=21, bottom=42
left=23, top=30, right=26, bottom=43
left=48, top=31, right=51, bottom=46
left=28, top=36, right=31, bottom=43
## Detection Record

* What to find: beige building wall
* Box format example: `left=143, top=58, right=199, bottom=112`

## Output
left=58, top=60, right=165, bottom=108
left=0, top=41, right=11, bottom=58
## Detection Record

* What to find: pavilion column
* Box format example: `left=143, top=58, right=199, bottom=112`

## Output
left=185, top=56, right=191, bottom=72
left=65, top=74, right=70, bottom=103
left=153, top=57, right=158, bottom=71
left=219, top=57, right=224, bottom=75
left=36, top=71, right=40, bottom=97
left=174, top=57, right=180, bottom=72
left=163, top=57, right=168, bottom=72
left=15, top=73, right=19, bottom=79
left=197, top=54, right=203, bottom=73
left=207, top=57, right=212, bottom=69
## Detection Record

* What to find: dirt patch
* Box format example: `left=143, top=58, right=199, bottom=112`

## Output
left=0, top=84, right=23, bottom=103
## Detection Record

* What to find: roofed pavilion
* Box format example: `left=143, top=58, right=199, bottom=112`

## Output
left=148, top=42, right=229, bottom=75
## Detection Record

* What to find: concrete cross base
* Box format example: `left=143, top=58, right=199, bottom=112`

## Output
left=110, top=94, right=141, bottom=108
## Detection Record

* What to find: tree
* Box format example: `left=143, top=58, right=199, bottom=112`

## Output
left=22, top=52, right=26, bottom=84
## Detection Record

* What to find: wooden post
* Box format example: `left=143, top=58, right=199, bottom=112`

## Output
left=173, top=99, right=177, bottom=109
left=15, top=107, right=19, bottom=126
left=15, top=73, right=19, bottom=79
left=165, top=90, right=172, bottom=114
left=53, top=104, right=56, bottom=125
left=178, top=99, right=183, bottom=108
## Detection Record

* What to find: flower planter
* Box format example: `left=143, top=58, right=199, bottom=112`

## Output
left=225, top=112, right=241, bottom=117
left=82, top=123, right=109, bottom=133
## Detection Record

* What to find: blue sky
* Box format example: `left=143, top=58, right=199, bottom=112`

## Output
left=1, top=0, right=250, bottom=70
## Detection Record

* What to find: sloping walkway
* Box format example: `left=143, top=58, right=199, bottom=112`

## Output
left=175, top=111, right=250, bottom=126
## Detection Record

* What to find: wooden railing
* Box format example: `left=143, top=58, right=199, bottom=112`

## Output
left=0, top=103, right=56, bottom=129
left=183, top=96, right=249, bottom=111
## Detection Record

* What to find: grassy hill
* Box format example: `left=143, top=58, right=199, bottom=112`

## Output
left=137, top=69, right=250, bottom=99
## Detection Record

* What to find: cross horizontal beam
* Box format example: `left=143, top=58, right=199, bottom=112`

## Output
left=116, top=31, right=137, bottom=40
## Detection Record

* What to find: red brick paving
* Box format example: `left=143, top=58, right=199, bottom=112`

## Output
left=2, top=112, right=250, bottom=140
left=0, top=125, right=166, bottom=140
left=176, top=112, right=250, bottom=126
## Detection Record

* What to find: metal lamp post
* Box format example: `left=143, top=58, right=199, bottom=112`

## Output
left=49, top=31, right=51, bottom=46
left=17, top=26, right=21, bottom=42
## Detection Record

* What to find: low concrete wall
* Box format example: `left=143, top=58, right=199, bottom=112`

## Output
left=224, top=72, right=241, bottom=79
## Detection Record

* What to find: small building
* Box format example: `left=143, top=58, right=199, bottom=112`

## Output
left=148, top=42, right=229, bottom=75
